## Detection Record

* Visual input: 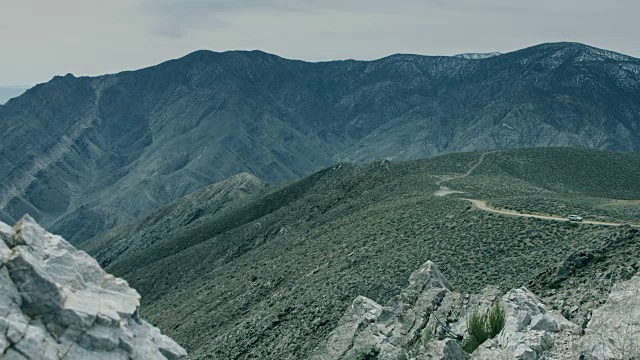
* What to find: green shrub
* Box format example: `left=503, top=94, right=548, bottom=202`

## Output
left=463, top=302, right=506, bottom=353
left=345, top=346, right=380, bottom=360
left=421, top=325, right=434, bottom=347
left=486, top=302, right=507, bottom=338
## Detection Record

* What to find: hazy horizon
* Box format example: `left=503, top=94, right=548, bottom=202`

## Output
left=2, top=0, right=639, bottom=86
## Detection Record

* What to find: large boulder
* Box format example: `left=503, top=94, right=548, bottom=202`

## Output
left=581, top=273, right=640, bottom=360
left=0, top=215, right=186, bottom=359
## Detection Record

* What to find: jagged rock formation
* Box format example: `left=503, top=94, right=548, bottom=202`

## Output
left=471, top=288, right=579, bottom=360
left=315, top=260, right=640, bottom=360
left=0, top=215, right=186, bottom=359
left=529, top=228, right=640, bottom=328
left=311, top=261, right=469, bottom=360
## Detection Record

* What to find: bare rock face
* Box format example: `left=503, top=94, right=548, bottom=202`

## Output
left=471, top=288, right=580, bottom=360
left=581, top=273, right=640, bottom=360
left=311, top=261, right=469, bottom=360
left=314, top=260, right=640, bottom=360
left=0, top=215, right=186, bottom=359
left=311, top=260, right=581, bottom=360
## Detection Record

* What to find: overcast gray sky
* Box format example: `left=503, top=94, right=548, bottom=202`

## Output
left=1, top=0, right=638, bottom=86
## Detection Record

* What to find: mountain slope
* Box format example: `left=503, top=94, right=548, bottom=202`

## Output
left=82, top=172, right=267, bottom=264
left=2, top=42, right=640, bottom=241
left=82, top=148, right=640, bottom=359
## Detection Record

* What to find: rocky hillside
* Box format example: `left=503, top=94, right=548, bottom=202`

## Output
left=2, top=42, right=640, bottom=241
left=313, top=260, right=640, bottom=360
left=529, top=227, right=640, bottom=328
left=0, top=215, right=186, bottom=359
left=82, top=148, right=640, bottom=359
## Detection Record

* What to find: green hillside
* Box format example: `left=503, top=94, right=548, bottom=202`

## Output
left=467, top=147, right=640, bottom=198
left=83, top=148, right=640, bottom=359
left=447, top=148, right=640, bottom=222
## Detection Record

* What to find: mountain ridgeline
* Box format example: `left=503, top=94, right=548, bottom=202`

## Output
left=1, top=42, right=640, bottom=242
left=0, top=87, right=28, bottom=105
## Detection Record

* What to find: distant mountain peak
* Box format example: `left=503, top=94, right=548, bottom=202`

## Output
left=0, top=85, right=30, bottom=105
left=527, top=42, right=637, bottom=62
left=453, top=52, right=503, bottom=60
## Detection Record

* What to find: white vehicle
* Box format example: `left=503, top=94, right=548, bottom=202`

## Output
left=567, top=215, right=583, bottom=222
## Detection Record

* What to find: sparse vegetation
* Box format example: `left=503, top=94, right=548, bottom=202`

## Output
left=81, top=148, right=640, bottom=359
left=421, top=325, right=435, bottom=347
left=486, top=302, right=507, bottom=338
left=463, top=302, right=506, bottom=353
left=345, top=346, right=380, bottom=360
left=530, top=228, right=640, bottom=326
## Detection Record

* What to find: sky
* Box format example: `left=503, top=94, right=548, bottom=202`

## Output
left=1, top=0, right=639, bottom=86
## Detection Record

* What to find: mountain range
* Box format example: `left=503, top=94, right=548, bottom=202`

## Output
left=1, top=42, right=640, bottom=243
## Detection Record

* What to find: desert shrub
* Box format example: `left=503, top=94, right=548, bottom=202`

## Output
left=486, top=302, right=507, bottom=338
left=463, top=302, right=506, bottom=353
left=421, top=325, right=435, bottom=347
left=345, top=346, right=380, bottom=360
left=463, top=309, right=488, bottom=353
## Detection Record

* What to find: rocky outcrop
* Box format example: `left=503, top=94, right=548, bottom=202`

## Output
left=0, top=215, right=186, bottom=359
left=529, top=228, right=640, bottom=328
left=311, top=261, right=468, bottom=360
left=471, top=288, right=579, bottom=360
left=580, top=273, right=640, bottom=360
left=315, top=260, right=640, bottom=360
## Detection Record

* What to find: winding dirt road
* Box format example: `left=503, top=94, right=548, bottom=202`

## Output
left=464, top=199, right=639, bottom=228
left=433, top=151, right=639, bottom=228
left=435, top=151, right=496, bottom=187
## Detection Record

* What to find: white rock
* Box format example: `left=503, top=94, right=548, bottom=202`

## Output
left=530, top=314, right=558, bottom=332
left=12, top=323, right=59, bottom=360
left=0, top=216, right=186, bottom=359
left=421, top=338, right=469, bottom=360
left=312, top=261, right=460, bottom=360
left=0, top=220, right=14, bottom=248
left=471, top=288, right=569, bottom=360
left=313, top=263, right=587, bottom=360
left=581, top=274, right=640, bottom=360
left=513, top=343, right=537, bottom=360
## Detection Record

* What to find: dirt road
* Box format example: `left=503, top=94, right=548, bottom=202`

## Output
left=465, top=198, right=639, bottom=228
left=433, top=151, right=639, bottom=228
left=433, top=187, right=465, bottom=197
left=435, top=151, right=496, bottom=187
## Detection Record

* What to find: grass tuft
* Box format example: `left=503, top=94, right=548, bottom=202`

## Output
left=463, top=302, right=506, bottom=353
